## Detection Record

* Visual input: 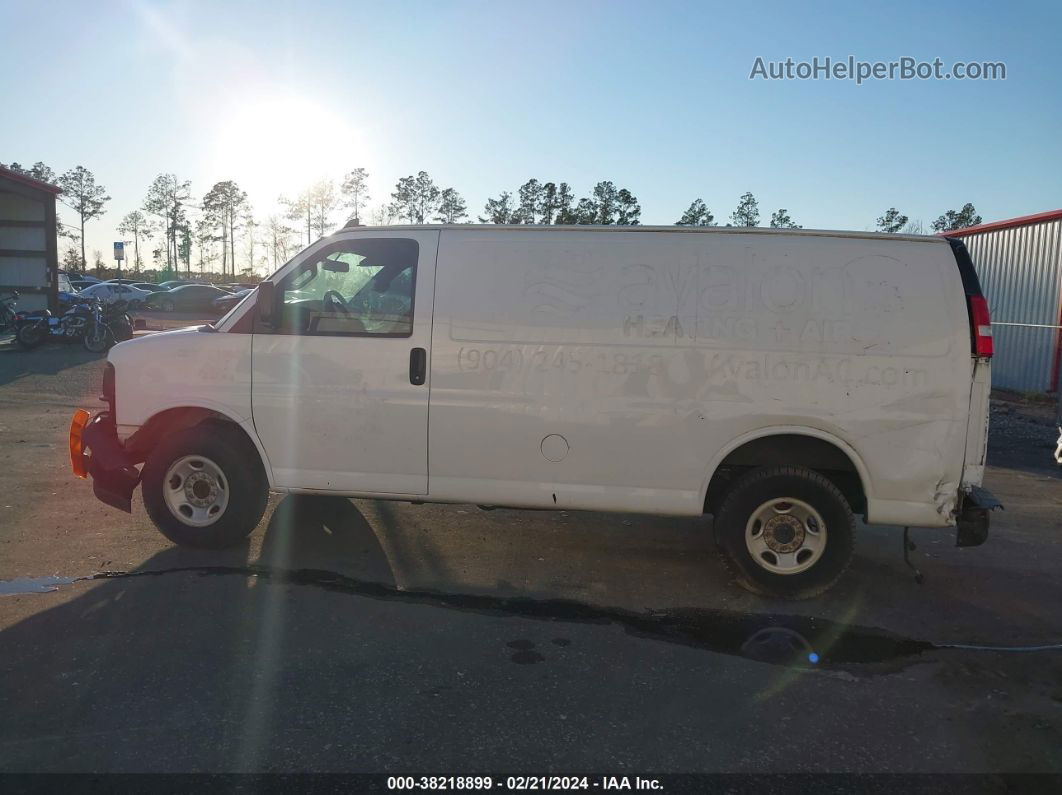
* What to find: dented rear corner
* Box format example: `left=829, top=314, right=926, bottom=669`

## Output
left=962, top=357, right=992, bottom=489
left=946, top=359, right=997, bottom=547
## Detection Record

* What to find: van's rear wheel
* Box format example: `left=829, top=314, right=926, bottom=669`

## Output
left=142, top=424, right=267, bottom=548
left=715, top=466, right=854, bottom=599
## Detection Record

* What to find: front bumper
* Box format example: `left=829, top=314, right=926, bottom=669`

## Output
left=70, top=411, right=140, bottom=513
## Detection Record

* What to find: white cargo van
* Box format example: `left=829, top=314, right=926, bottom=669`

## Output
left=70, top=225, right=998, bottom=598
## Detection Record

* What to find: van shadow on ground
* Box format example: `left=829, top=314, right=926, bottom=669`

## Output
left=256, top=493, right=398, bottom=582
left=0, top=494, right=398, bottom=771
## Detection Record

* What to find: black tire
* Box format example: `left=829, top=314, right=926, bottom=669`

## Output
left=83, top=325, right=112, bottom=352
left=142, top=423, right=268, bottom=549
left=714, top=466, right=854, bottom=599
left=15, top=323, right=44, bottom=349
left=0, top=309, right=14, bottom=337
left=112, top=316, right=134, bottom=342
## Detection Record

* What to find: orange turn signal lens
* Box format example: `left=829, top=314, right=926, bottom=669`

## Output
left=69, top=409, right=90, bottom=479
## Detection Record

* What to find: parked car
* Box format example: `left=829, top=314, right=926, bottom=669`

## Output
left=157, top=280, right=199, bottom=290
left=77, top=282, right=153, bottom=309
left=71, top=225, right=999, bottom=599
left=57, top=291, right=82, bottom=312
left=70, top=279, right=98, bottom=292
left=213, top=288, right=252, bottom=314
left=105, top=279, right=142, bottom=285
left=143, top=283, right=232, bottom=313
left=223, top=283, right=257, bottom=292
left=64, top=272, right=101, bottom=285
left=130, top=282, right=169, bottom=293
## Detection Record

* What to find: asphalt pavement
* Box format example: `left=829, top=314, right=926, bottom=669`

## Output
left=1, top=338, right=1061, bottom=775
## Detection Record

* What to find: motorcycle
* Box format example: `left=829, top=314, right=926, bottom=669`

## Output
left=0, top=289, right=19, bottom=337
left=15, top=297, right=132, bottom=352
left=15, top=297, right=94, bottom=349
left=82, top=299, right=134, bottom=352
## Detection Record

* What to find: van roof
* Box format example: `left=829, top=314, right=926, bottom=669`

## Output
left=338, top=222, right=945, bottom=244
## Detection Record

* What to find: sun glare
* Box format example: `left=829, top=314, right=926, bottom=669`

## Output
left=210, top=93, right=364, bottom=202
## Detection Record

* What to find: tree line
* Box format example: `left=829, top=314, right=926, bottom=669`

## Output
left=2, top=160, right=985, bottom=278
left=875, top=203, right=982, bottom=234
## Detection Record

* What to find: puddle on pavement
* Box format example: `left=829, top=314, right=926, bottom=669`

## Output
left=88, top=565, right=934, bottom=670
left=19, top=565, right=1055, bottom=669
left=0, top=575, right=80, bottom=595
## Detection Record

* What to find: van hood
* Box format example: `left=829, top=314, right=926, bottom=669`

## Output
left=108, top=324, right=213, bottom=362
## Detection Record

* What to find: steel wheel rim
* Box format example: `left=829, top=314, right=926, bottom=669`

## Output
left=745, top=497, right=827, bottom=575
left=162, top=454, right=229, bottom=527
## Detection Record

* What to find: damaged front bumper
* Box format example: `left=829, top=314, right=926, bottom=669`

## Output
left=69, top=410, right=140, bottom=513
left=955, top=485, right=1002, bottom=547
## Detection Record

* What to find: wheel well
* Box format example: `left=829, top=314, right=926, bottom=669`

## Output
left=706, top=434, right=867, bottom=517
left=125, top=407, right=260, bottom=468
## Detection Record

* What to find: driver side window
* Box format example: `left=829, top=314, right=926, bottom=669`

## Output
left=274, top=238, right=419, bottom=337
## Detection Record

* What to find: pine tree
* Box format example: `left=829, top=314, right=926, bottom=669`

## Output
left=876, top=208, right=909, bottom=233
left=117, top=210, right=152, bottom=273
left=769, top=208, right=800, bottom=228
left=676, top=199, right=714, bottom=226
left=143, top=174, right=191, bottom=272
left=515, top=179, right=543, bottom=223
left=932, top=203, right=982, bottom=232
left=58, top=166, right=110, bottom=268
left=730, top=192, right=759, bottom=227
left=434, top=188, right=468, bottom=223
left=479, top=192, right=516, bottom=224
left=341, top=167, right=370, bottom=225
left=202, top=181, right=248, bottom=277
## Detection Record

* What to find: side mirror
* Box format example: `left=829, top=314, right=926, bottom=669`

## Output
left=257, top=282, right=276, bottom=327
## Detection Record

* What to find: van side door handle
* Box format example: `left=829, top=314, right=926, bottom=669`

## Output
left=409, top=347, right=427, bottom=386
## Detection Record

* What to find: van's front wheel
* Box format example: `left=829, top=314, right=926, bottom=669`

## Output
left=715, top=466, right=854, bottom=599
left=142, top=424, right=267, bottom=548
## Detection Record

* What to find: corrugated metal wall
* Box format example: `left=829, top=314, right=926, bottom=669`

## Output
left=956, top=218, right=1062, bottom=392
left=0, top=188, right=51, bottom=312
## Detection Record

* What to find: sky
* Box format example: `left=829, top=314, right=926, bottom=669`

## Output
left=1, top=0, right=1060, bottom=273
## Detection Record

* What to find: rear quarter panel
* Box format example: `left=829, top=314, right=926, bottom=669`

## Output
left=428, top=228, right=971, bottom=525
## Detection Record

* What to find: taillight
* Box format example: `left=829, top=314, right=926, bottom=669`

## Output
left=969, top=295, right=993, bottom=357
